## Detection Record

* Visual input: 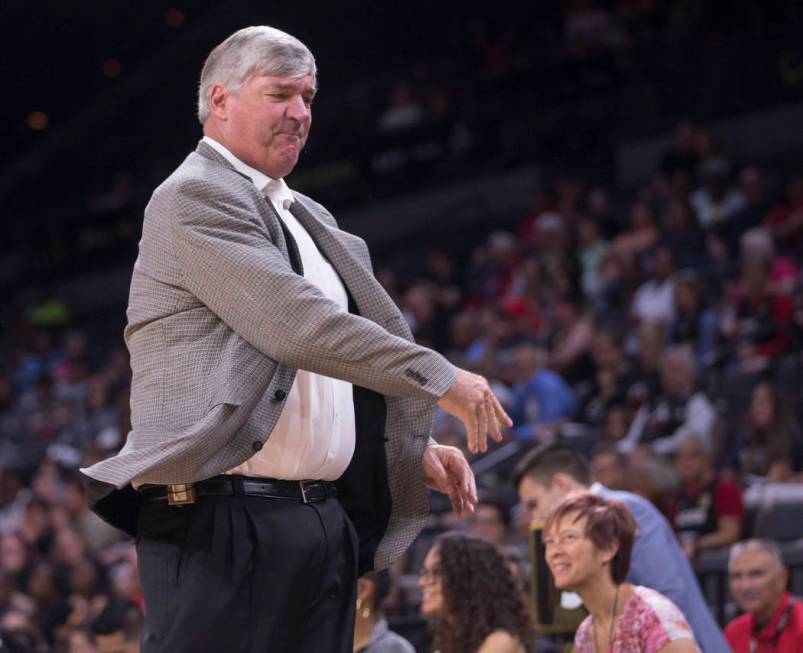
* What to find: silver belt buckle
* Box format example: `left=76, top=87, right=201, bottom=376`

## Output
left=167, top=483, right=196, bottom=506
left=299, top=481, right=309, bottom=504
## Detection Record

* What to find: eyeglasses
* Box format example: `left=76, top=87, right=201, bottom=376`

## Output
left=542, top=530, right=583, bottom=549
left=419, top=565, right=442, bottom=585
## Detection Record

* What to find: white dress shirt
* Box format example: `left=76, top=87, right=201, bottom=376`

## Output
left=203, top=136, right=356, bottom=481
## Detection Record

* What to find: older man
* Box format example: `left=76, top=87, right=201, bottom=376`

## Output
left=621, top=345, right=716, bottom=455
left=726, top=539, right=803, bottom=653
left=670, top=435, right=743, bottom=559
left=80, top=25, right=510, bottom=653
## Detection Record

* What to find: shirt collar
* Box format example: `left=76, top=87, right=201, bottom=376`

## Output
left=201, top=136, right=294, bottom=209
left=754, top=591, right=792, bottom=641
left=368, top=617, right=390, bottom=645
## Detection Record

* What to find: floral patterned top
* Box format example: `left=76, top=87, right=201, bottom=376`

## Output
left=574, top=585, right=700, bottom=653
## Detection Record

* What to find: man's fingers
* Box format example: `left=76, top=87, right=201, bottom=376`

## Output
left=491, top=392, right=513, bottom=429
left=486, top=394, right=502, bottom=442
left=477, top=398, right=488, bottom=453
left=425, top=447, right=449, bottom=487
left=463, top=416, right=478, bottom=454
left=444, top=451, right=477, bottom=512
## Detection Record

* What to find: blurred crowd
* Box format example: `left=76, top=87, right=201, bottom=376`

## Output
left=1, top=1, right=803, bottom=650
left=2, top=114, right=801, bottom=650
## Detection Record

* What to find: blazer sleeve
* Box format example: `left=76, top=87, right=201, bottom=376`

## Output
left=169, top=176, right=455, bottom=401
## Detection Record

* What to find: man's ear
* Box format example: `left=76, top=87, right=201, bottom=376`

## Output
left=552, top=472, right=574, bottom=493
left=208, top=83, right=229, bottom=120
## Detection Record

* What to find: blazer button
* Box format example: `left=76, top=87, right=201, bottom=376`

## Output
left=274, top=389, right=287, bottom=401
left=252, top=440, right=263, bottom=452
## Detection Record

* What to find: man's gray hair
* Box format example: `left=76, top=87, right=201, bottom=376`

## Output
left=729, top=538, right=785, bottom=570
left=197, top=25, right=317, bottom=124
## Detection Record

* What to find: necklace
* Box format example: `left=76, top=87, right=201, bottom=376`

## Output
left=595, top=584, right=620, bottom=653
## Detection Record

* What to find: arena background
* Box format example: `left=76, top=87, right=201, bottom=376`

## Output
left=1, top=1, right=803, bottom=651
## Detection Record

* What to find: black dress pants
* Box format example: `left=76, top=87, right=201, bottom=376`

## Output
left=136, top=492, right=358, bottom=653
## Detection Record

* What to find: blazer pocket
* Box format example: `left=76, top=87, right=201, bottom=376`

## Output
left=206, top=385, right=245, bottom=410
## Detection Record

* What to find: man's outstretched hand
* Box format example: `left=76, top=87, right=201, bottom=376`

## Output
left=436, top=369, right=512, bottom=454
left=423, top=444, right=477, bottom=516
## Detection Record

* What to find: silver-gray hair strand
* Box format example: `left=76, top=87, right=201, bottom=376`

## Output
left=197, top=25, right=317, bottom=124
left=729, top=538, right=784, bottom=570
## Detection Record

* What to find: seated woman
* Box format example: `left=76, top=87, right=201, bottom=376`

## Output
left=543, top=494, right=699, bottom=653
left=418, top=532, right=533, bottom=653
left=353, top=569, right=415, bottom=653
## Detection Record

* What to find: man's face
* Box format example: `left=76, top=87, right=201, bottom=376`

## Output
left=519, top=476, right=566, bottom=524
left=468, top=504, right=508, bottom=547
left=675, top=439, right=710, bottom=484
left=213, top=74, right=315, bottom=179
left=592, top=453, right=625, bottom=489
left=729, top=550, right=787, bottom=618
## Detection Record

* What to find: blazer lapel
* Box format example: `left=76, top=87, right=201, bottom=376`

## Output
left=288, top=200, right=402, bottom=328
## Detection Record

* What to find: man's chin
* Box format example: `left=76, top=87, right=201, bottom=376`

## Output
left=266, top=154, right=300, bottom=179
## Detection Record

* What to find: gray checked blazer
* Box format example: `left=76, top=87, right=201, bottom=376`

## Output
left=80, top=140, right=456, bottom=572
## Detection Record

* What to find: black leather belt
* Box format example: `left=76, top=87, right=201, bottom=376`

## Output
left=138, top=475, right=337, bottom=506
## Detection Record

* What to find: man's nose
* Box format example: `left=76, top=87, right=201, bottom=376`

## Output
left=285, top=95, right=310, bottom=122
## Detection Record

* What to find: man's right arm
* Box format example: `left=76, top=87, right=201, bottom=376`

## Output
left=171, top=177, right=509, bottom=452
left=171, top=177, right=454, bottom=402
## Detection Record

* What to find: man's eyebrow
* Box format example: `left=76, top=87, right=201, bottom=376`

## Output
left=269, top=82, right=316, bottom=95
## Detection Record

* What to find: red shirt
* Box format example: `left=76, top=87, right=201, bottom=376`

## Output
left=725, top=592, right=803, bottom=653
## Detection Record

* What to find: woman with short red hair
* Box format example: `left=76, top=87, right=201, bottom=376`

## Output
left=543, top=494, right=699, bottom=653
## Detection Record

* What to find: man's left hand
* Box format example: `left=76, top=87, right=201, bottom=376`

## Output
left=422, top=444, right=477, bottom=516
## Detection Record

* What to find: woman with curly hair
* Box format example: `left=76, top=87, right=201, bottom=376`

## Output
left=418, top=531, right=534, bottom=653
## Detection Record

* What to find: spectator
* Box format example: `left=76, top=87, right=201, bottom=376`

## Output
left=626, top=323, right=666, bottom=409
left=419, top=532, right=533, bottom=653
left=581, top=331, right=634, bottom=428
left=0, top=534, right=30, bottom=588
left=507, top=345, right=577, bottom=440
left=577, top=216, right=609, bottom=303
left=89, top=597, right=143, bottom=653
left=353, top=570, right=415, bottom=653
left=467, top=499, right=512, bottom=548
left=632, top=245, right=677, bottom=328
left=0, top=609, right=47, bottom=653
left=591, top=445, right=628, bottom=491
left=547, top=294, right=595, bottom=392
left=715, top=166, right=770, bottom=257
left=734, top=381, right=802, bottom=482
left=543, top=494, right=699, bottom=653
left=660, top=121, right=702, bottom=185
left=24, top=561, right=70, bottom=646
left=669, top=436, right=743, bottom=559
left=668, top=272, right=718, bottom=369
left=611, top=200, right=659, bottom=259
left=600, top=403, right=631, bottom=447
left=740, top=228, right=798, bottom=298
left=513, top=443, right=730, bottom=652
left=690, top=157, right=745, bottom=230
left=659, top=198, right=707, bottom=272
left=623, top=346, right=716, bottom=455
left=67, top=627, right=97, bottom=653
left=725, top=539, right=803, bottom=653
left=377, top=82, right=424, bottom=132
left=765, top=171, right=803, bottom=257
left=720, top=256, right=794, bottom=372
